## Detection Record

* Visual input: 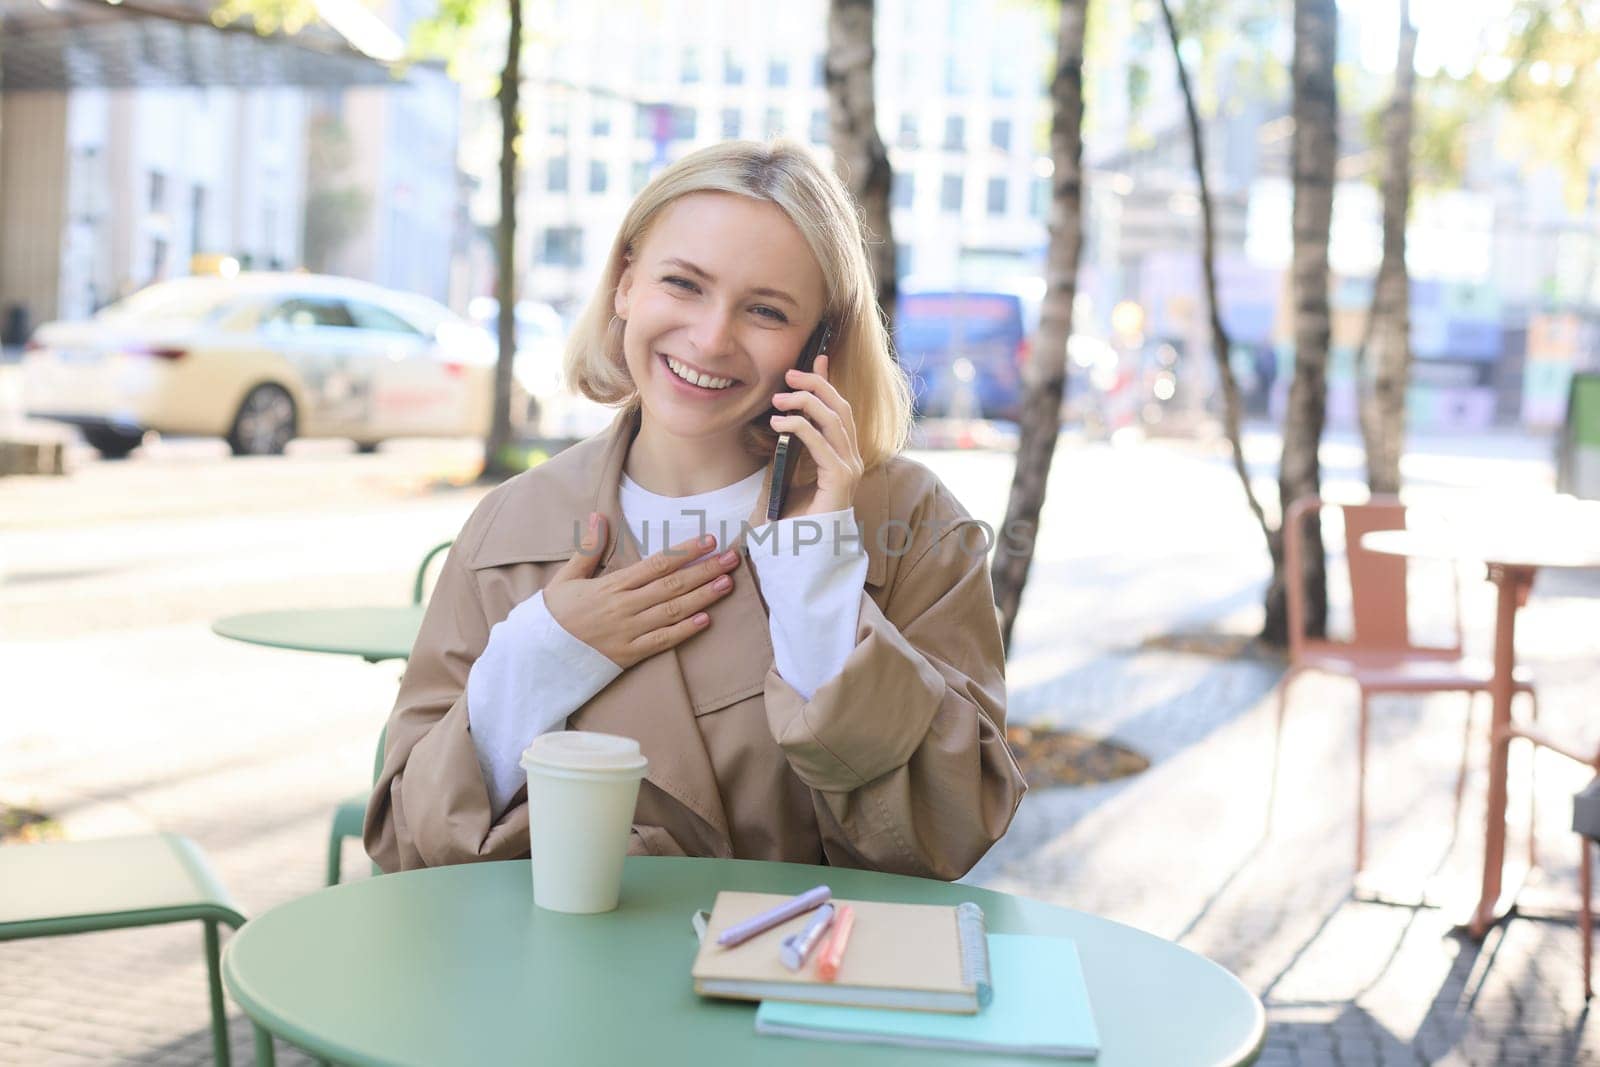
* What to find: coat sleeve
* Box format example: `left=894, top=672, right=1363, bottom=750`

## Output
left=761, top=493, right=1027, bottom=881
left=363, top=531, right=539, bottom=872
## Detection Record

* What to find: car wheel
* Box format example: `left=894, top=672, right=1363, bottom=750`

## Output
left=228, top=384, right=297, bottom=456
left=82, top=425, right=144, bottom=460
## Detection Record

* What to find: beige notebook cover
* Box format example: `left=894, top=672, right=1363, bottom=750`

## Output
left=690, top=891, right=979, bottom=1014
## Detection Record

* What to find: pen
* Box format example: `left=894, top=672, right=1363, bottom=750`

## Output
left=816, top=903, right=855, bottom=982
left=716, top=885, right=832, bottom=948
left=780, top=903, right=835, bottom=971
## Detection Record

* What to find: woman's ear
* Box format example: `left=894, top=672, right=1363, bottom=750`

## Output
left=614, top=262, right=635, bottom=319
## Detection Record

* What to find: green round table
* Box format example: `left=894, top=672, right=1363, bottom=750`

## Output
left=224, top=857, right=1264, bottom=1066
left=211, top=606, right=426, bottom=664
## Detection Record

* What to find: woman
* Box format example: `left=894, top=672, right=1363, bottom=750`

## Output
left=365, top=140, right=1025, bottom=880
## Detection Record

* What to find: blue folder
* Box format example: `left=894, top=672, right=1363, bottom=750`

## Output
left=755, top=933, right=1100, bottom=1059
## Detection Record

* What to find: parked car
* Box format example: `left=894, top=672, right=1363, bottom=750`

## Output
left=894, top=278, right=1044, bottom=423
left=21, top=273, right=528, bottom=458
left=468, top=296, right=614, bottom=440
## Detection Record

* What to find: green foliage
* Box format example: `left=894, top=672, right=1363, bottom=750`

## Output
left=1479, top=0, right=1600, bottom=208
left=1412, top=74, right=1473, bottom=192
left=409, top=0, right=494, bottom=64
left=211, top=0, right=319, bottom=35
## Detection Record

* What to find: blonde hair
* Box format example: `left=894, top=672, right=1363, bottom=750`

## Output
left=564, top=138, right=913, bottom=475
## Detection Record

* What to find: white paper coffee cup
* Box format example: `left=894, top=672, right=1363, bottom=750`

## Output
left=520, top=731, right=648, bottom=914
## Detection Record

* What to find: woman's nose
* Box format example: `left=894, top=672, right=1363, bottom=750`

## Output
left=688, top=302, right=736, bottom=358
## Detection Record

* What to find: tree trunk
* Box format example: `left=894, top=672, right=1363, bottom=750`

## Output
left=991, top=0, right=1088, bottom=653
left=1157, top=0, right=1271, bottom=552
left=482, top=0, right=523, bottom=482
left=1357, top=0, right=1416, bottom=495
left=825, top=0, right=897, bottom=339
left=1263, top=0, right=1338, bottom=646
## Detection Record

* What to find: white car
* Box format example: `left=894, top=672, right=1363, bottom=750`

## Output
left=22, top=273, right=530, bottom=458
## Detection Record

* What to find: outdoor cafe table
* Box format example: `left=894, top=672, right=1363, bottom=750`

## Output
left=1363, top=507, right=1600, bottom=938
left=223, top=856, right=1266, bottom=1067
left=211, top=605, right=426, bottom=664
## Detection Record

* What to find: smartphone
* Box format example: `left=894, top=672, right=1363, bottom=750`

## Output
left=764, top=319, right=832, bottom=522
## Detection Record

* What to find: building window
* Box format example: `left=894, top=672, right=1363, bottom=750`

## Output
left=540, top=226, right=583, bottom=266
left=1032, top=175, right=1050, bottom=219
left=671, top=106, right=697, bottom=141
left=723, top=49, right=744, bottom=85
left=547, top=157, right=569, bottom=192
left=636, top=106, right=654, bottom=139
left=721, top=108, right=742, bottom=139
left=986, top=176, right=1007, bottom=216
left=940, top=174, right=963, bottom=213
left=892, top=171, right=915, bottom=210
left=942, top=115, right=964, bottom=150
left=765, top=107, right=784, bottom=139
left=589, top=160, right=608, bottom=194
left=548, top=106, right=569, bottom=137
left=682, top=47, right=701, bottom=84
left=768, top=58, right=789, bottom=87
left=149, top=237, right=168, bottom=282
left=895, top=242, right=913, bottom=278
left=897, top=114, right=918, bottom=149
left=591, top=110, right=612, bottom=137
left=632, top=161, right=651, bottom=193
left=813, top=55, right=827, bottom=87
left=148, top=170, right=166, bottom=212
left=990, top=118, right=1011, bottom=152
left=809, top=108, right=829, bottom=144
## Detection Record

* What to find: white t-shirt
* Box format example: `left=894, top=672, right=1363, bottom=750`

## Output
left=465, top=468, right=869, bottom=817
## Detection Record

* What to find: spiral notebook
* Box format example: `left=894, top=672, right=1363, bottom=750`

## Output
left=755, top=934, right=1100, bottom=1060
left=691, top=892, right=991, bottom=1014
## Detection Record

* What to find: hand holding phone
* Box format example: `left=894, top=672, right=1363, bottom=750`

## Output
left=764, top=321, right=832, bottom=521
left=763, top=320, right=865, bottom=522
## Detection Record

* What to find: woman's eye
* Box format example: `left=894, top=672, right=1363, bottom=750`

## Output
left=754, top=306, right=788, bottom=323
left=664, top=276, right=699, bottom=292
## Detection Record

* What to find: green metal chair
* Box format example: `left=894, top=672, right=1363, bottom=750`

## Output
left=324, top=541, right=447, bottom=884
left=325, top=730, right=389, bottom=884
left=0, top=833, right=252, bottom=1066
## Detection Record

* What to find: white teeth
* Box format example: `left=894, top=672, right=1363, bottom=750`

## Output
left=665, top=355, right=734, bottom=390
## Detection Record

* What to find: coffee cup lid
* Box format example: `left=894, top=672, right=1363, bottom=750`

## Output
left=521, top=731, right=648, bottom=776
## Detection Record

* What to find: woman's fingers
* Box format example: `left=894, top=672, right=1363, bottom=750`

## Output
left=638, top=568, right=734, bottom=631
left=555, top=512, right=608, bottom=581
left=611, top=533, right=718, bottom=591
left=770, top=390, right=852, bottom=459
left=770, top=411, right=846, bottom=474
left=626, top=609, right=713, bottom=661
left=784, top=355, right=857, bottom=450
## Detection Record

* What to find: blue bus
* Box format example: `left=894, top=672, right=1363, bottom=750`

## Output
left=893, top=281, right=1042, bottom=423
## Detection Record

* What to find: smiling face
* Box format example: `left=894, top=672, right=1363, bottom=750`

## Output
left=613, top=191, right=828, bottom=449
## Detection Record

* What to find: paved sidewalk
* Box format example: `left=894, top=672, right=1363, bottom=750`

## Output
left=2, top=427, right=1596, bottom=1065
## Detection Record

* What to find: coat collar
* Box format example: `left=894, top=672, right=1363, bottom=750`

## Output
left=469, top=407, right=894, bottom=587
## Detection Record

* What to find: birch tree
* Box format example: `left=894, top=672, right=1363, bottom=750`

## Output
left=1262, top=0, right=1338, bottom=645
left=1356, top=0, right=1417, bottom=495
left=992, top=0, right=1089, bottom=651
left=825, top=0, right=897, bottom=338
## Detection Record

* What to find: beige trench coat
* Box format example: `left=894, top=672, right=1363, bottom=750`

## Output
left=365, top=409, right=1026, bottom=880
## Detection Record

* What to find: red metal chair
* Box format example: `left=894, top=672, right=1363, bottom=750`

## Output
left=1271, top=495, right=1539, bottom=873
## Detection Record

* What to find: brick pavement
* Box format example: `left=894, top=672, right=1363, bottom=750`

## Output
left=976, top=564, right=1600, bottom=1066
left=3, top=429, right=1596, bottom=1065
